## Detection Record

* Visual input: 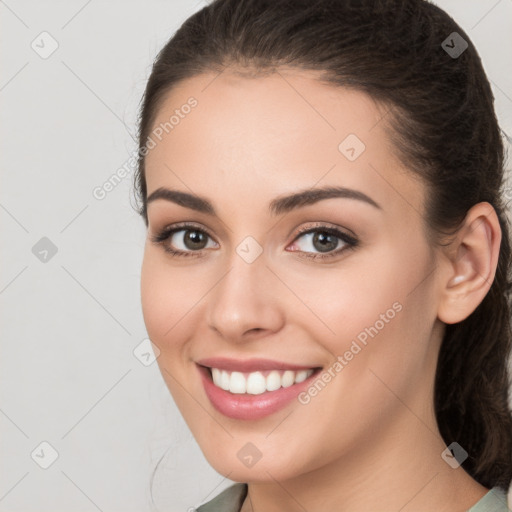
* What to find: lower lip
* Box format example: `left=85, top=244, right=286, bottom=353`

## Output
left=197, top=365, right=320, bottom=420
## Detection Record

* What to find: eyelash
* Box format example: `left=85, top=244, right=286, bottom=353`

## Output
left=149, top=222, right=359, bottom=261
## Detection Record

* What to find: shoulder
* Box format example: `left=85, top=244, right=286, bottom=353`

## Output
left=467, top=487, right=511, bottom=512
left=196, top=483, right=248, bottom=512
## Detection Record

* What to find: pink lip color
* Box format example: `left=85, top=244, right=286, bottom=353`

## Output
left=196, top=357, right=316, bottom=372
left=196, top=362, right=320, bottom=421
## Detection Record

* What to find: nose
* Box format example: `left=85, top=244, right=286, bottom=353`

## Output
left=206, top=251, right=285, bottom=343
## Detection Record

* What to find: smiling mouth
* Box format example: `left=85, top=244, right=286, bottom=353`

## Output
left=203, top=366, right=321, bottom=395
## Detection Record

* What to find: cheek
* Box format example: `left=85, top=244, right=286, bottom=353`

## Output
left=289, top=242, right=435, bottom=377
left=140, top=249, right=198, bottom=351
left=140, top=252, right=204, bottom=404
left=286, top=251, right=403, bottom=346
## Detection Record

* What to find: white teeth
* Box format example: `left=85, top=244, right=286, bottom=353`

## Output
left=246, top=372, right=266, bottom=395
left=211, top=368, right=221, bottom=386
left=210, top=367, right=315, bottom=395
left=282, top=370, right=295, bottom=388
left=229, top=371, right=246, bottom=394
left=220, top=370, right=230, bottom=391
left=294, top=370, right=309, bottom=383
left=266, top=370, right=281, bottom=391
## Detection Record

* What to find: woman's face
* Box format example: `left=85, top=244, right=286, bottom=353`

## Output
left=141, top=68, right=444, bottom=482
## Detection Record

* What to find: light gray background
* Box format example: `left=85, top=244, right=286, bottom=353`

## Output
left=1, top=1, right=511, bottom=511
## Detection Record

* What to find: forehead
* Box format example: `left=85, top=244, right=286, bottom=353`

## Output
left=144, top=68, right=426, bottom=221
left=147, top=68, right=383, bottom=156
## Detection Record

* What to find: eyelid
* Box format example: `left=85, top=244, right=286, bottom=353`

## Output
left=152, top=221, right=218, bottom=243
left=291, top=221, right=357, bottom=240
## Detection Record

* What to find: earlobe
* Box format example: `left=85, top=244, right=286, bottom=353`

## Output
left=437, top=202, right=501, bottom=325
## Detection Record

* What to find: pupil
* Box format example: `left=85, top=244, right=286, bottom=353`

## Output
left=313, top=232, right=337, bottom=253
left=185, top=230, right=207, bottom=250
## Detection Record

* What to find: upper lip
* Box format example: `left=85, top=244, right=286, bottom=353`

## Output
left=196, top=357, right=320, bottom=372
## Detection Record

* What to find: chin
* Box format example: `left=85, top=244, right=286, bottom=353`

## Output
left=194, top=433, right=317, bottom=484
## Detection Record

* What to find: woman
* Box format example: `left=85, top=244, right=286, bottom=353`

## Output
left=134, top=0, right=512, bottom=510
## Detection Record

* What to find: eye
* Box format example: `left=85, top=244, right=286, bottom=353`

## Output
left=149, top=223, right=218, bottom=257
left=287, top=225, right=358, bottom=260
left=150, top=222, right=358, bottom=261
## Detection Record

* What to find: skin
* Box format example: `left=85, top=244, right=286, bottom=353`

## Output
left=140, top=67, right=501, bottom=512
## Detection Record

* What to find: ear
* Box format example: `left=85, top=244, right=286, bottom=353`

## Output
left=437, top=202, right=502, bottom=325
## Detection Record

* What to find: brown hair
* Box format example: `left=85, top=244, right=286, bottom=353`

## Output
left=134, top=0, right=512, bottom=490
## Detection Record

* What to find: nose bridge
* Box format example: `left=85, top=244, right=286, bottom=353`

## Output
left=206, top=243, right=283, bottom=340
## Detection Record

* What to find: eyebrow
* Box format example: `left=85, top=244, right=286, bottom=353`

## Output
left=146, top=185, right=382, bottom=216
